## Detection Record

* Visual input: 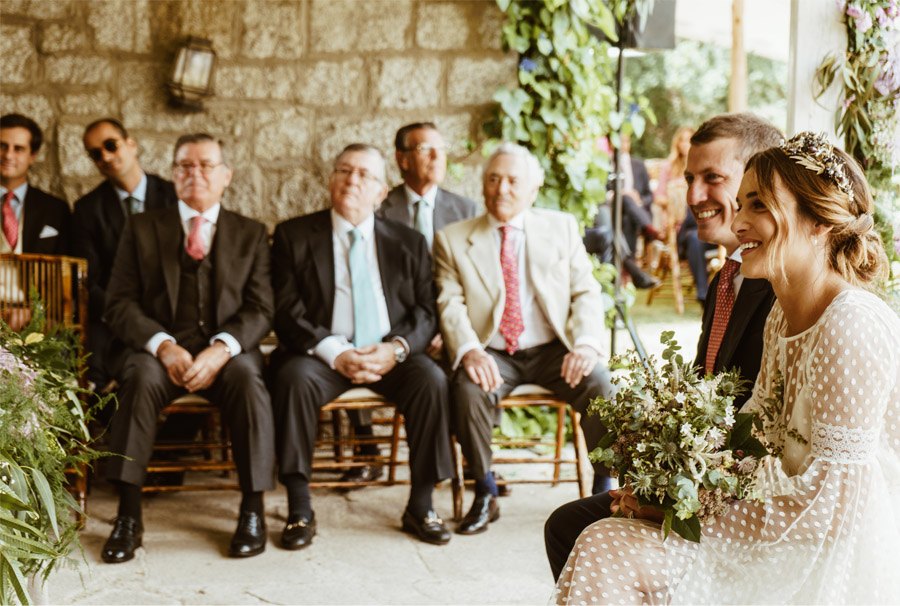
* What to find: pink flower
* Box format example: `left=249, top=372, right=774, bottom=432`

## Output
left=846, top=3, right=863, bottom=18
left=875, top=6, right=890, bottom=26
left=855, top=10, right=873, bottom=32
left=843, top=94, right=857, bottom=109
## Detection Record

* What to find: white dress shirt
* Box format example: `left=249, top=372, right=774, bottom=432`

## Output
left=0, top=182, right=28, bottom=254
left=145, top=200, right=241, bottom=358
left=313, top=210, right=392, bottom=369
left=728, top=247, right=745, bottom=297
left=404, top=183, right=437, bottom=247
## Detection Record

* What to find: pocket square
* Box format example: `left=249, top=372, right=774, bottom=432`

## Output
left=38, top=225, right=59, bottom=239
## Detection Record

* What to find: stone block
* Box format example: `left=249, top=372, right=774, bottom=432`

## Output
left=254, top=108, right=314, bottom=162
left=39, top=23, right=87, bottom=53
left=315, top=115, right=397, bottom=168
left=311, top=0, right=412, bottom=53
left=443, top=161, right=484, bottom=204
left=136, top=136, right=176, bottom=179
left=373, top=57, right=442, bottom=110
left=215, top=64, right=299, bottom=100
left=46, top=56, right=113, bottom=86
left=0, top=94, right=54, bottom=128
left=272, top=166, right=330, bottom=225
left=1, top=0, right=71, bottom=19
left=416, top=2, right=469, bottom=50
left=448, top=56, right=516, bottom=106
left=150, top=0, right=239, bottom=60
left=58, top=123, right=98, bottom=178
left=242, top=0, right=304, bottom=59
left=1, top=25, right=34, bottom=84
left=476, top=2, right=505, bottom=50
left=222, top=166, right=264, bottom=222
left=61, top=93, right=113, bottom=117
left=296, top=58, right=365, bottom=107
left=88, top=0, right=152, bottom=53
left=431, top=113, right=474, bottom=151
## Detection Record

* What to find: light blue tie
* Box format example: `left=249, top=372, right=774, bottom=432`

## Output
left=414, top=200, right=432, bottom=248
left=349, top=228, right=380, bottom=347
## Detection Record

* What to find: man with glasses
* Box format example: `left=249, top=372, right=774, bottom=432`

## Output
left=269, top=143, right=453, bottom=549
left=0, top=113, right=71, bottom=256
left=73, top=118, right=177, bottom=391
left=101, top=133, right=275, bottom=563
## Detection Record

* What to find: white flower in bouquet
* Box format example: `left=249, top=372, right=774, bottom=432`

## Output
left=588, top=331, right=770, bottom=542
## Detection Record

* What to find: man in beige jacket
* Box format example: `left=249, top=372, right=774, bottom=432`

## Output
left=433, top=142, right=614, bottom=536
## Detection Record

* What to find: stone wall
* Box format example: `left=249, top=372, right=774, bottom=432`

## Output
left=0, top=0, right=513, bottom=227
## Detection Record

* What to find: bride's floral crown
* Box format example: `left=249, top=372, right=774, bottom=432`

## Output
left=779, top=131, right=855, bottom=203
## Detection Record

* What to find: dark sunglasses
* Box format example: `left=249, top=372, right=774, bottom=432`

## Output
left=86, top=138, right=120, bottom=162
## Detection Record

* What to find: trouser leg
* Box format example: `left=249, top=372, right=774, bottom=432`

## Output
left=544, top=492, right=614, bottom=581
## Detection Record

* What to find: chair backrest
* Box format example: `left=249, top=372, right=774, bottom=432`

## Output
left=0, top=253, right=88, bottom=344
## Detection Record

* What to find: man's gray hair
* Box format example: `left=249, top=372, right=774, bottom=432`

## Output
left=334, top=143, right=387, bottom=183
left=486, top=142, right=545, bottom=188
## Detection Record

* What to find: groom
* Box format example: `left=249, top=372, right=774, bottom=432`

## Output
left=544, top=113, right=782, bottom=580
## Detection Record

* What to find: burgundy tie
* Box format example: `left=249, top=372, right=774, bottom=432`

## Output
left=498, top=225, right=524, bottom=354
left=185, top=215, right=207, bottom=261
left=704, top=258, right=741, bottom=373
left=2, top=191, right=18, bottom=251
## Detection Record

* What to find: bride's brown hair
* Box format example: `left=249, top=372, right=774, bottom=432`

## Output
left=744, top=144, right=888, bottom=287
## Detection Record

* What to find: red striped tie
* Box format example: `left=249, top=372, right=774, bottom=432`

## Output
left=2, top=191, right=18, bottom=250
left=498, top=225, right=524, bottom=354
left=704, top=258, right=741, bottom=374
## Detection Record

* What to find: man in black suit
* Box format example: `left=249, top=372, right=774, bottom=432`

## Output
left=0, top=113, right=70, bottom=256
left=102, top=134, right=275, bottom=563
left=543, top=113, right=781, bottom=580
left=270, top=143, right=453, bottom=549
left=73, top=118, right=178, bottom=390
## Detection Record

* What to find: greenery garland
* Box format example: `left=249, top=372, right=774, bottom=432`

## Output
left=815, top=0, right=900, bottom=277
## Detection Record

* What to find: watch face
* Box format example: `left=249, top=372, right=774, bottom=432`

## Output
left=394, top=344, right=407, bottom=362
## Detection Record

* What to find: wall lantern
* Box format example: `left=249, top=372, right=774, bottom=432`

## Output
left=168, top=36, right=217, bottom=111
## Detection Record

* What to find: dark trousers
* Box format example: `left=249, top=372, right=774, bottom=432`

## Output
left=270, top=353, right=453, bottom=489
left=614, top=194, right=652, bottom=254
left=544, top=491, right=613, bottom=581
left=677, top=213, right=716, bottom=303
left=451, top=340, right=613, bottom=483
left=105, top=350, right=276, bottom=493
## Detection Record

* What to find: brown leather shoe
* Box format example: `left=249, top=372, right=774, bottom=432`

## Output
left=456, top=494, right=500, bottom=535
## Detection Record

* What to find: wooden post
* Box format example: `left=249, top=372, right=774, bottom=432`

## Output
left=729, top=0, right=748, bottom=112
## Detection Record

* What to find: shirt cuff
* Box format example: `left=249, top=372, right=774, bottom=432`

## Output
left=210, top=332, right=241, bottom=358
left=574, top=336, right=606, bottom=358
left=313, top=335, right=354, bottom=369
left=389, top=335, right=410, bottom=355
left=452, top=341, right=482, bottom=371
left=146, top=332, right=175, bottom=357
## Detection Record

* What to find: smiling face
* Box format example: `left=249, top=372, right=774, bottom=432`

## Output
left=83, top=121, right=141, bottom=187
left=733, top=168, right=819, bottom=284
left=0, top=127, right=36, bottom=189
left=483, top=152, right=537, bottom=223
left=684, top=138, right=745, bottom=253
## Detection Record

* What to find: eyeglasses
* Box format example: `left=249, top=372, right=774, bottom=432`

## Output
left=333, top=166, right=382, bottom=184
left=173, top=161, right=223, bottom=176
left=403, top=143, right=448, bottom=155
left=86, top=139, right=120, bottom=162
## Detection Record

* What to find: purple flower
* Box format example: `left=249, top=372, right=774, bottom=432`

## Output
left=855, top=10, right=873, bottom=32
left=835, top=0, right=847, bottom=12
left=875, top=6, right=890, bottom=26
left=845, top=3, right=863, bottom=18
left=519, top=58, right=537, bottom=73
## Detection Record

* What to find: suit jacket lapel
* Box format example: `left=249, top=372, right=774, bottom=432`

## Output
left=466, top=215, right=502, bottom=308
left=374, top=219, right=402, bottom=326
left=718, top=277, right=769, bottom=370
left=155, top=209, right=183, bottom=319
left=100, top=181, right=127, bottom=239
left=433, top=189, right=451, bottom=231
left=523, top=210, right=557, bottom=321
left=310, top=213, right=336, bottom=319
left=212, top=209, right=234, bottom=324
left=384, top=188, right=412, bottom=226
left=22, top=189, right=42, bottom=250
left=144, top=176, right=167, bottom=211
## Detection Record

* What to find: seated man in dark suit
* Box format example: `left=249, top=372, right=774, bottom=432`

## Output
left=102, top=133, right=276, bottom=563
left=74, top=118, right=178, bottom=391
left=544, top=113, right=782, bottom=581
left=270, top=143, right=453, bottom=549
left=1, top=113, right=70, bottom=256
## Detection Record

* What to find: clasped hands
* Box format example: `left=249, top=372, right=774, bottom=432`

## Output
left=157, top=340, right=231, bottom=393
left=334, top=343, right=397, bottom=384
left=462, top=344, right=600, bottom=393
left=610, top=486, right=664, bottom=523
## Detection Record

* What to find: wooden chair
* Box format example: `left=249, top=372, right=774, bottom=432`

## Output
left=450, top=384, right=590, bottom=520
left=646, top=181, right=691, bottom=313
left=0, top=253, right=90, bottom=511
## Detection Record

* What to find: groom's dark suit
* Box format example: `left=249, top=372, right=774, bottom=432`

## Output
left=72, top=174, right=177, bottom=386
left=269, top=209, right=452, bottom=487
left=19, top=186, right=71, bottom=255
left=103, top=206, right=275, bottom=492
left=543, top=263, right=776, bottom=580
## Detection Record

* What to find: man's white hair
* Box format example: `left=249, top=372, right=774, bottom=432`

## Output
left=485, top=142, right=545, bottom=188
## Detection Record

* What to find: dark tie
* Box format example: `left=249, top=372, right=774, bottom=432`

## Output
left=498, top=225, right=524, bottom=354
left=2, top=191, right=18, bottom=250
left=704, top=258, right=741, bottom=373
left=125, top=195, right=142, bottom=215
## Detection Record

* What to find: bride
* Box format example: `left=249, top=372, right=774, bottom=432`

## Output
left=555, top=132, right=900, bottom=605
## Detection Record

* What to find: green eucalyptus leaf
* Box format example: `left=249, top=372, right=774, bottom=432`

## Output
left=671, top=515, right=702, bottom=542
left=1, top=551, right=31, bottom=606
left=29, top=469, right=58, bottom=539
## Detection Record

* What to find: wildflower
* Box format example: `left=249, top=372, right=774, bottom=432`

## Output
left=845, top=3, right=863, bottom=19
left=519, top=58, right=537, bottom=72
left=855, top=10, right=873, bottom=33
left=737, top=456, right=758, bottom=474
left=707, top=427, right=725, bottom=449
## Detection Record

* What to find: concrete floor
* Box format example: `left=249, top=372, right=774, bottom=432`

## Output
left=43, top=316, right=701, bottom=605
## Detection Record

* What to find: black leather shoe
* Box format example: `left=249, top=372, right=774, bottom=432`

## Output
left=228, top=511, right=266, bottom=558
left=401, top=509, right=451, bottom=545
left=495, top=473, right=512, bottom=497
left=456, top=494, right=500, bottom=535
left=101, top=516, right=143, bottom=563
left=338, top=464, right=385, bottom=487
left=281, top=513, right=316, bottom=550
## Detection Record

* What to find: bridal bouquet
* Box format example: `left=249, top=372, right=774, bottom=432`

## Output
left=589, top=331, right=768, bottom=542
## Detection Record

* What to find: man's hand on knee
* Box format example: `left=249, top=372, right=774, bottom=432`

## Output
left=462, top=349, right=503, bottom=393
left=561, top=345, right=600, bottom=389
left=335, top=348, right=383, bottom=384
left=182, top=342, right=230, bottom=392
left=157, top=340, right=193, bottom=387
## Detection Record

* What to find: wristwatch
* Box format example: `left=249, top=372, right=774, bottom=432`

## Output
left=391, top=339, right=408, bottom=364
